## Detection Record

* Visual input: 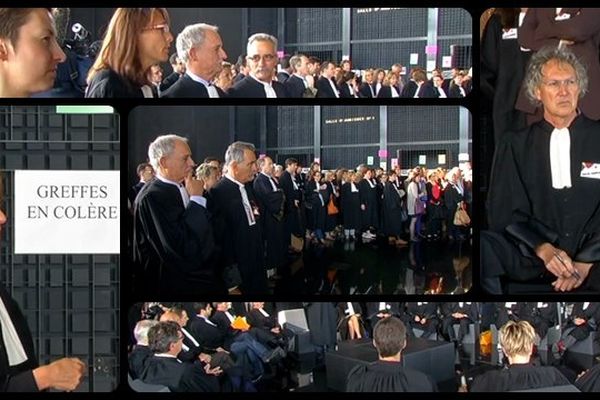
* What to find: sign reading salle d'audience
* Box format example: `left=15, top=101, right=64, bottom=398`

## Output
left=14, top=170, right=120, bottom=254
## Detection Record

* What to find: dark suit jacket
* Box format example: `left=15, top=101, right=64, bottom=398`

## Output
left=208, top=177, right=267, bottom=293
left=133, top=179, right=220, bottom=297
left=277, top=71, right=291, bottom=83
left=189, top=316, right=225, bottom=351
left=0, top=287, right=39, bottom=392
left=160, top=74, right=226, bottom=98
left=140, top=355, right=219, bottom=392
left=160, top=72, right=181, bottom=92
left=417, top=82, right=437, bottom=98
left=359, top=82, right=376, bottom=98
left=377, top=85, right=399, bottom=98
left=227, top=75, right=287, bottom=98
left=448, top=85, right=465, bottom=98
left=284, top=75, right=307, bottom=98
left=400, top=80, right=418, bottom=98
left=339, top=83, right=356, bottom=98
left=316, top=77, right=339, bottom=98
left=128, top=345, right=153, bottom=380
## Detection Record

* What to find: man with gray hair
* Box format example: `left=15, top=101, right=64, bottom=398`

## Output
left=209, top=141, right=268, bottom=293
left=129, top=319, right=158, bottom=379
left=228, top=33, right=287, bottom=98
left=482, top=46, right=600, bottom=294
left=133, top=134, right=222, bottom=297
left=161, top=23, right=228, bottom=98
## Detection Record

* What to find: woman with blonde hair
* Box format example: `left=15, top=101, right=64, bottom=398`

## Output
left=376, top=71, right=400, bottom=98
left=86, top=8, right=173, bottom=98
left=470, top=320, right=570, bottom=391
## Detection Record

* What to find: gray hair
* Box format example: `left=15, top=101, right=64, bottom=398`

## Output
left=176, top=23, right=219, bottom=63
left=133, top=319, right=158, bottom=346
left=247, top=33, right=277, bottom=55
left=225, top=141, right=256, bottom=166
left=525, top=45, right=589, bottom=105
left=148, top=134, right=188, bottom=171
left=290, top=54, right=307, bottom=72
left=148, top=321, right=181, bottom=354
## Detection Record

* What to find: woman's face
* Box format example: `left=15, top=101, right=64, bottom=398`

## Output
left=377, top=71, right=385, bottom=81
left=138, top=11, right=173, bottom=70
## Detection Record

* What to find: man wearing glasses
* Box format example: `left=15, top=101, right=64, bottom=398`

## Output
left=228, top=33, right=287, bottom=98
left=482, top=46, right=600, bottom=294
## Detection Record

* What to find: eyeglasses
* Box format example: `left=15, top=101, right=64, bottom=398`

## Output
left=541, top=79, right=578, bottom=91
left=247, top=54, right=276, bottom=63
left=143, top=24, right=170, bottom=34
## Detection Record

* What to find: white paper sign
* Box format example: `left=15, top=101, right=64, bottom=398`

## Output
left=418, top=155, right=426, bottom=165
left=14, top=170, right=120, bottom=254
left=367, top=156, right=374, bottom=165
left=426, top=60, right=437, bottom=72
left=442, top=56, right=452, bottom=68
left=391, top=158, right=399, bottom=168
left=380, top=162, right=387, bottom=170
left=410, top=53, right=419, bottom=65
left=438, top=154, right=446, bottom=165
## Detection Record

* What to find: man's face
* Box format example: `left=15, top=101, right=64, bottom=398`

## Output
left=364, top=71, right=373, bottom=84
left=433, top=76, right=443, bottom=87
left=138, top=11, right=173, bottom=68
left=232, top=149, right=257, bottom=183
left=180, top=311, right=189, bottom=327
left=161, top=140, right=195, bottom=182
left=191, top=29, right=227, bottom=81
left=342, top=61, right=351, bottom=72
left=261, top=157, right=274, bottom=175
left=535, top=59, right=580, bottom=121
left=149, top=65, right=162, bottom=84
left=247, top=40, right=277, bottom=83
left=323, top=63, right=335, bottom=79
left=1, top=9, right=66, bottom=97
left=296, top=56, right=309, bottom=76
left=174, top=57, right=185, bottom=74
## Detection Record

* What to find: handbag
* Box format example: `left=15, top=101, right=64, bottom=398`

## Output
left=453, top=202, right=471, bottom=226
left=327, top=195, right=339, bottom=215
left=414, top=199, right=425, bottom=215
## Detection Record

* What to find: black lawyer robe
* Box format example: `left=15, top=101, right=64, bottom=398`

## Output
left=227, top=76, right=287, bottom=98
left=0, top=286, right=39, bottom=392
left=253, top=173, right=286, bottom=270
left=470, top=363, right=570, bottom=392
left=346, top=360, right=437, bottom=392
left=209, top=177, right=267, bottom=294
left=133, top=179, right=220, bottom=296
left=140, top=355, right=220, bottom=392
left=160, top=74, right=226, bottom=98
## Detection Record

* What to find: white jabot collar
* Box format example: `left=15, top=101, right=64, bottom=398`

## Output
left=550, top=127, right=572, bottom=189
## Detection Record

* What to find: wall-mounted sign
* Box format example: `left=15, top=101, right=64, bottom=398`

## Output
left=14, top=170, right=120, bottom=254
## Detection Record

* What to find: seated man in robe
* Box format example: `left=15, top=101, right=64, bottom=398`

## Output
left=346, top=317, right=436, bottom=392
left=482, top=46, right=600, bottom=294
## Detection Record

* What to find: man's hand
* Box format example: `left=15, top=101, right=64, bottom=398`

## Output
left=535, top=243, right=575, bottom=278
left=185, top=172, right=204, bottom=197
left=574, top=317, right=586, bottom=326
left=204, top=364, right=223, bottom=376
left=552, top=261, right=592, bottom=292
left=33, top=358, right=86, bottom=391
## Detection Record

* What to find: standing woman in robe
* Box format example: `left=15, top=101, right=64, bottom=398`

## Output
left=341, top=171, right=361, bottom=241
left=359, top=169, right=379, bottom=239
left=306, top=170, right=327, bottom=245
left=86, top=8, right=173, bottom=98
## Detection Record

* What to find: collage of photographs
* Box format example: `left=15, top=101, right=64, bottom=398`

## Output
left=0, top=4, right=598, bottom=395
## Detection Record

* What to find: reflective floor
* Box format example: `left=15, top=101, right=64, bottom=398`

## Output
left=272, top=235, right=472, bottom=295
